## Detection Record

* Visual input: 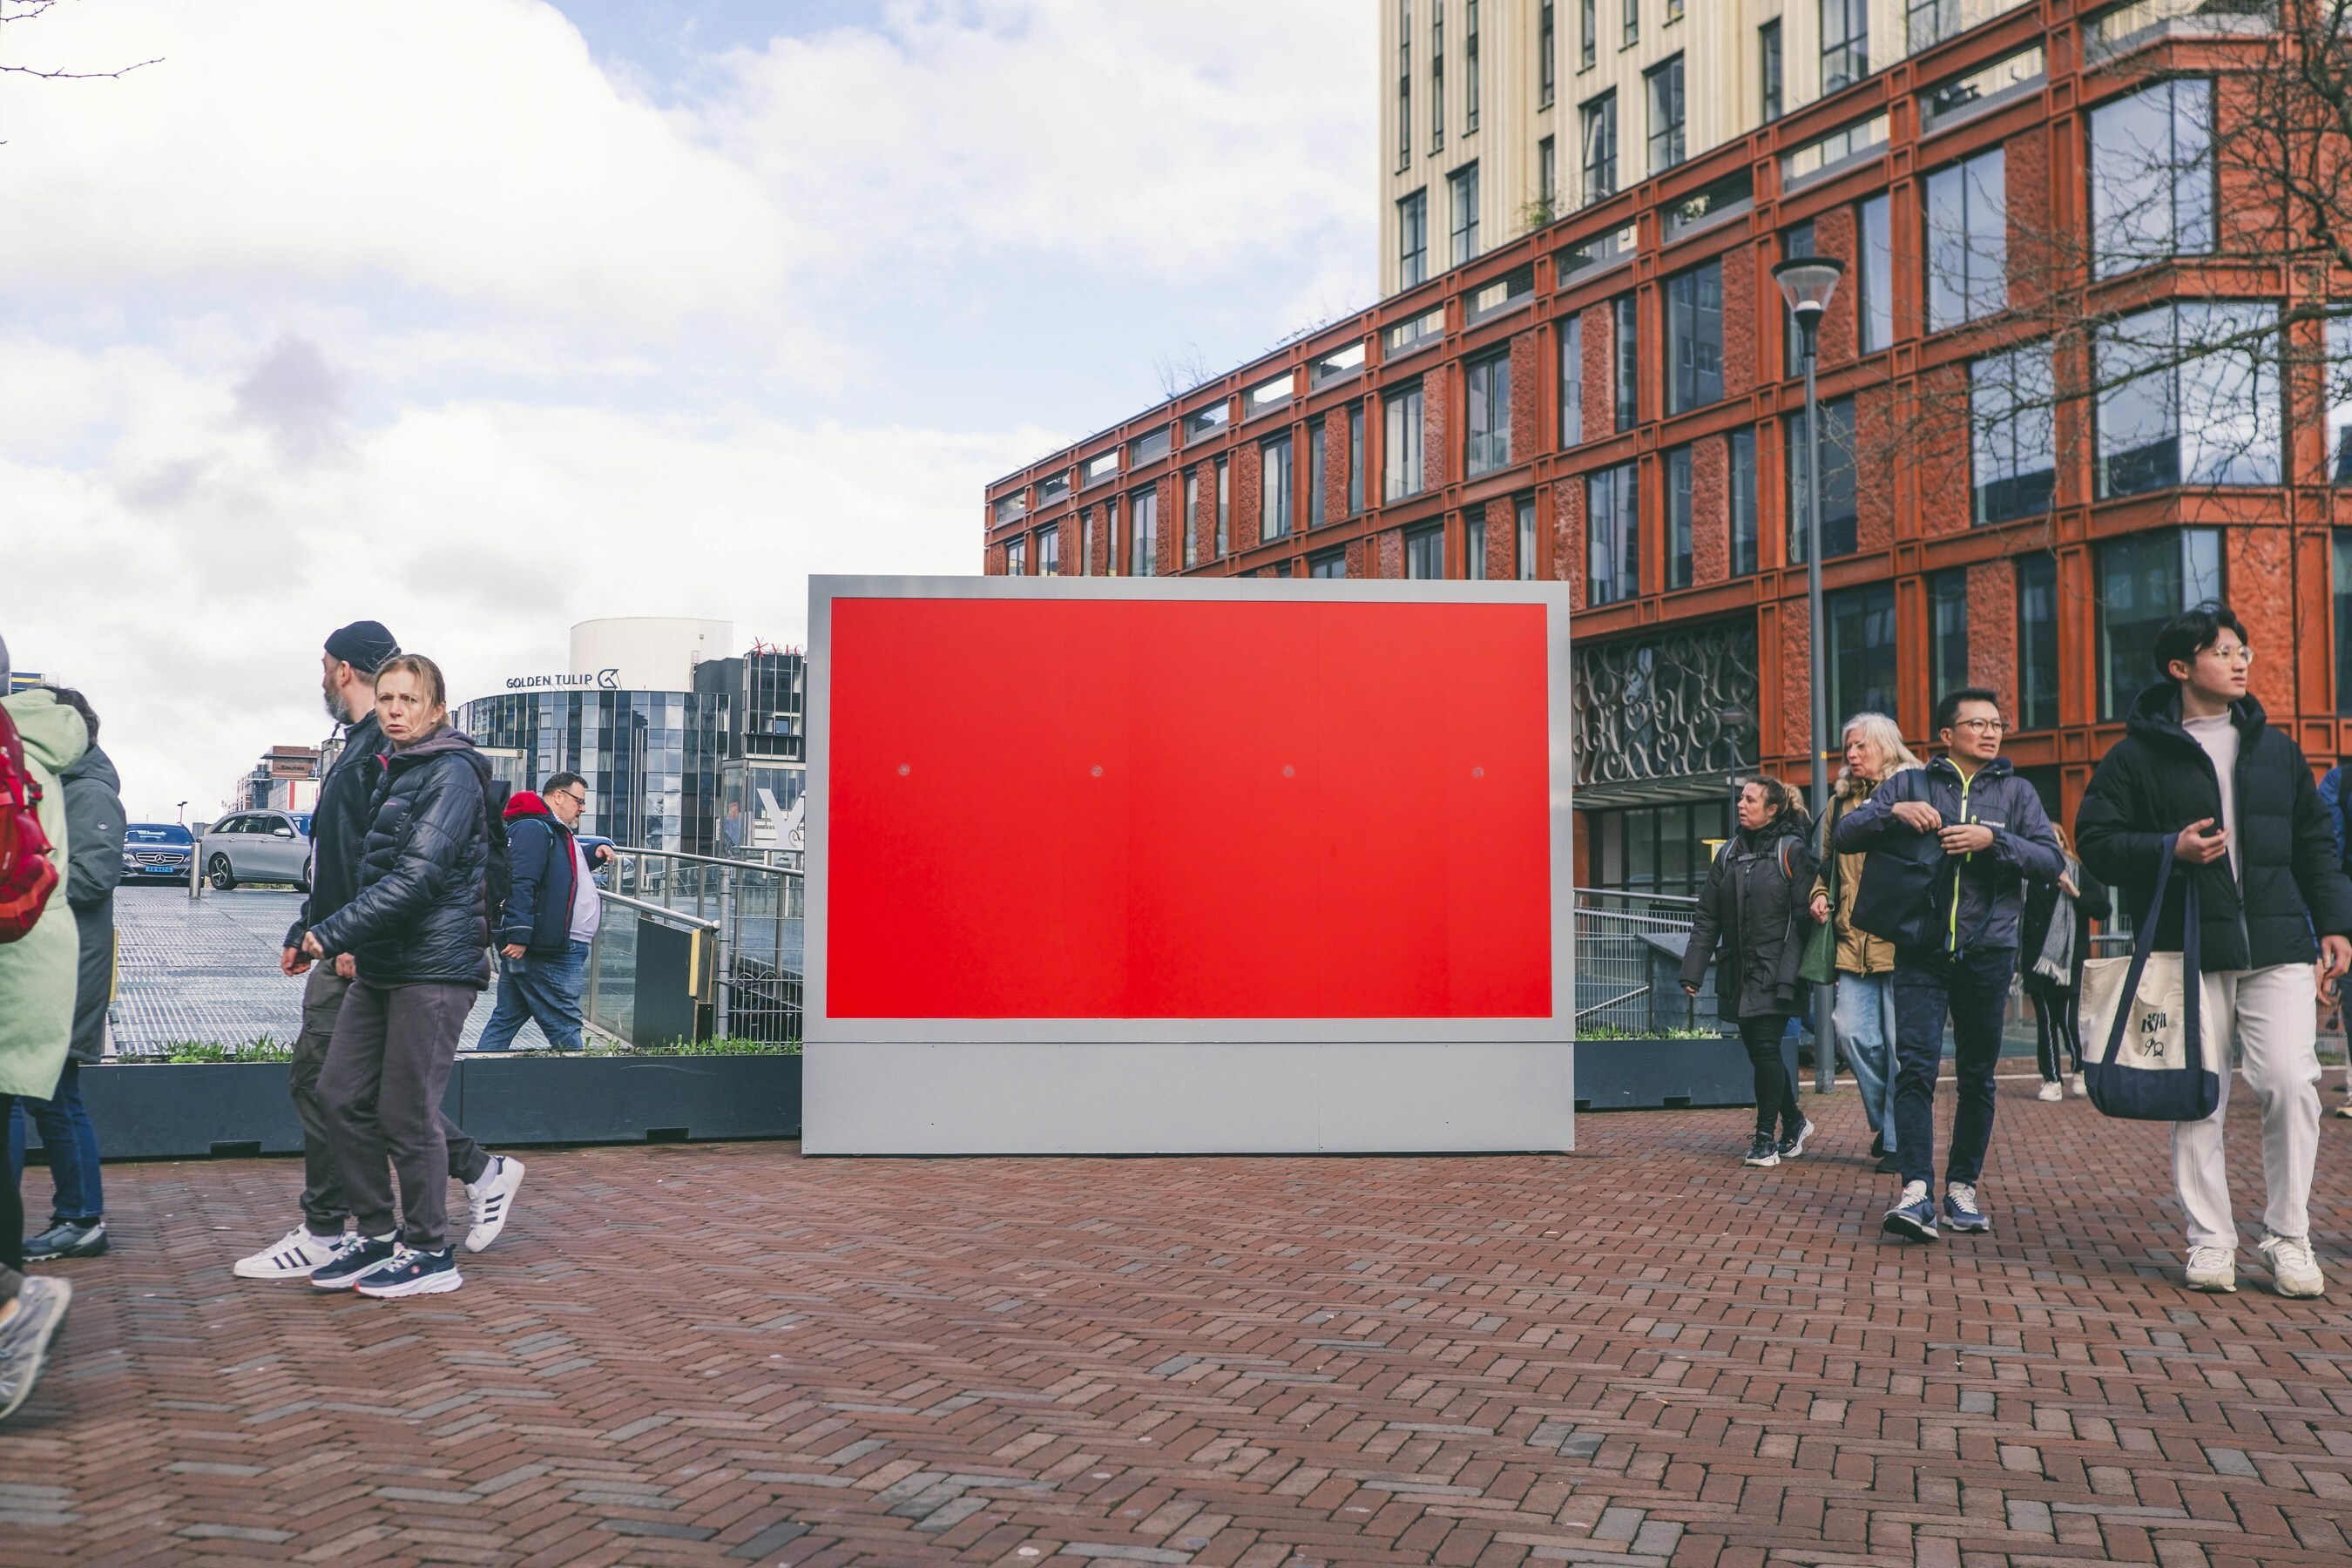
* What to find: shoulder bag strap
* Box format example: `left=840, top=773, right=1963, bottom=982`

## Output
left=2097, top=846, right=2201, bottom=1070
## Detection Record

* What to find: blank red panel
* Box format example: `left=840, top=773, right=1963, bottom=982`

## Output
left=823, top=596, right=1555, bottom=1019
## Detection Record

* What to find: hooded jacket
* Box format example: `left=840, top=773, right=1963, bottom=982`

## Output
left=2075, top=685, right=2352, bottom=970
left=1810, top=768, right=1913, bottom=977
left=61, top=741, right=123, bottom=1063
left=1833, top=754, right=2064, bottom=955
left=0, top=689, right=89, bottom=1099
left=284, top=709, right=392, bottom=951
left=308, top=725, right=493, bottom=989
left=1680, top=808, right=1820, bottom=1020
left=497, top=790, right=579, bottom=956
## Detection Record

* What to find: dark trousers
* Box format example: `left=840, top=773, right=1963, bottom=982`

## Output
left=1738, top=1013, right=1803, bottom=1141
left=317, top=981, right=479, bottom=1251
left=2026, top=976, right=2081, bottom=1082
left=8, top=1059, right=103, bottom=1221
left=295, top=965, right=484, bottom=1238
left=1, top=1092, right=20, bottom=1281
left=1892, top=945, right=2016, bottom=1189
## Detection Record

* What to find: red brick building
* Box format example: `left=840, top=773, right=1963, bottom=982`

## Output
left=983, top=3, right=2352, bottom=897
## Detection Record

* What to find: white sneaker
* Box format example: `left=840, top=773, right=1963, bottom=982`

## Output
left=2037, top=1080, right=2065, bottom=1102
left=2259, top=1233, right=2327, bottom=1298
left=2335, top=1098, right=2352, bottom=1119
left=233, top=1225, right=348, bottom=1280
left=2070, top=1072, right=2087, bottom=1098
left=2185, top=1245, right=2237, bottom=1293
left=463, top=1155, right=525, bottom=1254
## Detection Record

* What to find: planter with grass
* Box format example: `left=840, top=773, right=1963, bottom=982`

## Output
left=43, top=1039, right=802, bottom=1163
left=1573, top=1027, right=1757, bottom=1112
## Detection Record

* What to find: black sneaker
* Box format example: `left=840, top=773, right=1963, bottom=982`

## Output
left=1743, top=1133, right=1781, bottom=1167
left=1777, top=1119, right=1817, bottom=1160
left=23, top=1220, right=107, bottom=1261
left=353, top=1247, right=462, bottom=1299
left=308, top=1234, right=399, bottom=1290
left=1869, top=1133, right=1886, bottom=1159
left=1873, top=1152, right=1903, bottom=1174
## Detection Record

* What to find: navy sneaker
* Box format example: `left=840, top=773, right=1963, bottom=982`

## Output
left=1882, top=1181, right=1940, bottom=1242
left=1742, top=1133, right=1781, bottom=1167
left=24, top=1220, right=107, bottom=1261
left=308, top=1234, right=399, bottom=1290
left=353, top=1247, right=462, bottom=1300
left=1942, top=1183, right=1991, bottom=1235
left=1777, top=1119, right=1816, bottom=1160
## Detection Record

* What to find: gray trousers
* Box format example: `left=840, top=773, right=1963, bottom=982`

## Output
left=296, top=967, right=485, bottom=1241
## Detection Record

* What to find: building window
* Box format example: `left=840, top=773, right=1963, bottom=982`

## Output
left=1760, top=20, right=1783, bottom=122
left=1005, top=537, right=1024, bottom=577
left=1622, top=0, right=1638, bottom=48
left=1398, top=0, right=1412, bottom=169
left=1781, top=220, right=1816, bottom=373
left=1398, top=189, right=1429, bottom=287
left=1581, top=91, right=1618, bottom=205
left=1309, top=422, right=1328, bottom=529
left=1821, top=0, right=1868, bottom=94
left=2095, top=301, right=2281, bottom=499
left=1729, top=427, right=1758, bottom=576
left=1587, top=462, right=1639, bottom=605
left=1909, top=0, right=1957, bottom=51
left=1538, top=136, right=1558, bottom=215
left=1646, top=55, right=1685, bottom=175
left=1930, top=568, right=1970, bottom=700
left=1663, top=259, right=1722, bottom=415
left=1560, top=314, right=1585, bottom=447
left=2099, top=529, right=2222, bottom=719
left=1465, top=0, right=1480, bottom=133
left=1858, top=193, right=1893, bottom=353
left=1613, top=294, right=1638, bottom=431
left=1971, top=341, right=2057, bottom=524
left=1181, top=470, right=1199, bottom=570
left=1516, top=494, right=1538, bottom=579
left=1465, top=352, right=1513, bottom=475
left=1464, top=509, right=1487, bottom=579
left=1348, top=403, right=1367, bottom=512
left=1925, top=147, right=2006, bottom=332
left=1035, top=526, right=1060, bottom=578
left=1666, top=445, right=1694, bottom=589
left=2091, top=78, right=2213, bottom=280
left=1261, top=436, right=1293, bottom=541
left=1310, top=549, right=1347, bottom=578
left=1215, top=457, right=1230, bottom=556
left=1587, top=802, right=1734, bottom=898
left=1666, top=0, right=1683, bottom=17
left=1124, top=483, right=1152, bottom=576
left=1827, top=582, right=1899, bottom=728
left=1786, top=396, right=1858, bottom=561
left=1386, top=383, right=1426, bottom=500
left=1450, top=161, right=1481, bottom=266
left=1580, top=0, right=1596, bottom=70
left=1431, top=0, right=1445, bottom=154
left=1406, top=525, right=1445, bottom=579
left=1539, top=0, right=1557, bottom=106
left=2017, top=552, right=2058, bottom=731
left=2335, top=531, right=2352, bottom=714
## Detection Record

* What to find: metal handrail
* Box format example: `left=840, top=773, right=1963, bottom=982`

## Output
left=598, top=889, right=719, bottom=931
left=1573, top=886, right=1700, bottom=910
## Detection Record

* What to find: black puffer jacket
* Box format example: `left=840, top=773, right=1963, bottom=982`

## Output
left=1680, top=809, right=1819, bottom=1020
left=285, top=711, right=391, bottom=951
left=308, top=726, right=492, bottom=989
left=2076, top=686, right=2352, bottom=970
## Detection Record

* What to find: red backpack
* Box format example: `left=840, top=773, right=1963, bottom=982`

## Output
left=0, top=701, right=59, bottom=943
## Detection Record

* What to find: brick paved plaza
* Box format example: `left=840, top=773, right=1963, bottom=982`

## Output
left=6, top=1086, right=2352, bottom=1567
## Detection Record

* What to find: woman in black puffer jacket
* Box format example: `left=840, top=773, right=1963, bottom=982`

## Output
left=301, top=653, right=491, bottom=1298
left=1680, top=775, right=1821, bottom=1170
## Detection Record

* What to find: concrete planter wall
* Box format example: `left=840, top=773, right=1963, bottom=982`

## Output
left=1574, top=1036, right=1759, bottom=1112
left=44, top=1054, right=803, bottom=1161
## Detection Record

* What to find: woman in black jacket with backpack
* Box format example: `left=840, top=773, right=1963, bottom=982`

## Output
left=301, top=653, right=493, bottom=1300
left=1681, top=775, right=1821, bottom=1168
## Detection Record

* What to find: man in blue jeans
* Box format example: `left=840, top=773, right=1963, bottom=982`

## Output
left=478, top=773, right=611, bottom=1052
left=1835, top=687, right=2064, bottom=1242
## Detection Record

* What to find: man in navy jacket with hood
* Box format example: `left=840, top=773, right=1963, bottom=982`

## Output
left=477, top=773, right=611, bottom=1052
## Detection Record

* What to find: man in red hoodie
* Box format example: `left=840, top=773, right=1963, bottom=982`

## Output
left=477, top=773, right=612, bottom=1052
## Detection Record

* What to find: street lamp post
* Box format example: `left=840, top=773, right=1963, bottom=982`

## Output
left=1773, top=255, right=1845, bottom=1095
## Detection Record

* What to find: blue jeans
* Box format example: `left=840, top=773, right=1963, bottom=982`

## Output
left=1891, top=945, right=2016, bottom=1190
left=1835, top=970, right=1898, bottom=1150
left=476, top=941, right=589, bottom=1051
left=8, top=1059, right=104, bottom=1223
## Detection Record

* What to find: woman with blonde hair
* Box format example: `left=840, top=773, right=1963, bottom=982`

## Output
left=1810, top=713, right=1923, bottom=1173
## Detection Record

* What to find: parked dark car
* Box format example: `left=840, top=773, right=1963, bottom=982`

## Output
left=199, top=809, right=314, bottom=890
left=121, top=823, right=197, bottom=882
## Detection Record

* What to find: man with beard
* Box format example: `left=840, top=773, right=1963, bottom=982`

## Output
left=232, top=622, right=524, bottom=1279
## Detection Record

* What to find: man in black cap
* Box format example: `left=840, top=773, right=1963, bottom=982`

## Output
left=233, top=622, right=524, bottom=1279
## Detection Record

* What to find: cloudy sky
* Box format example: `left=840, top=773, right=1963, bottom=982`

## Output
left=3, top=0, right=1373, bottom=821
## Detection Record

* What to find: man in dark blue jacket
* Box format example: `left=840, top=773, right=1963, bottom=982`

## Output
left=477, top=773, right=611, bottom=1052
left=1835, top=686, right=2064, bottom=1243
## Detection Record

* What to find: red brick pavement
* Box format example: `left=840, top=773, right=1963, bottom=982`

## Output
left=6, top=1082, right=2352, bottom=1567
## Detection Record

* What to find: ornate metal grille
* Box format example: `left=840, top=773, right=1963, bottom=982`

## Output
left=1571, top=618, right=1759, bottom=787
